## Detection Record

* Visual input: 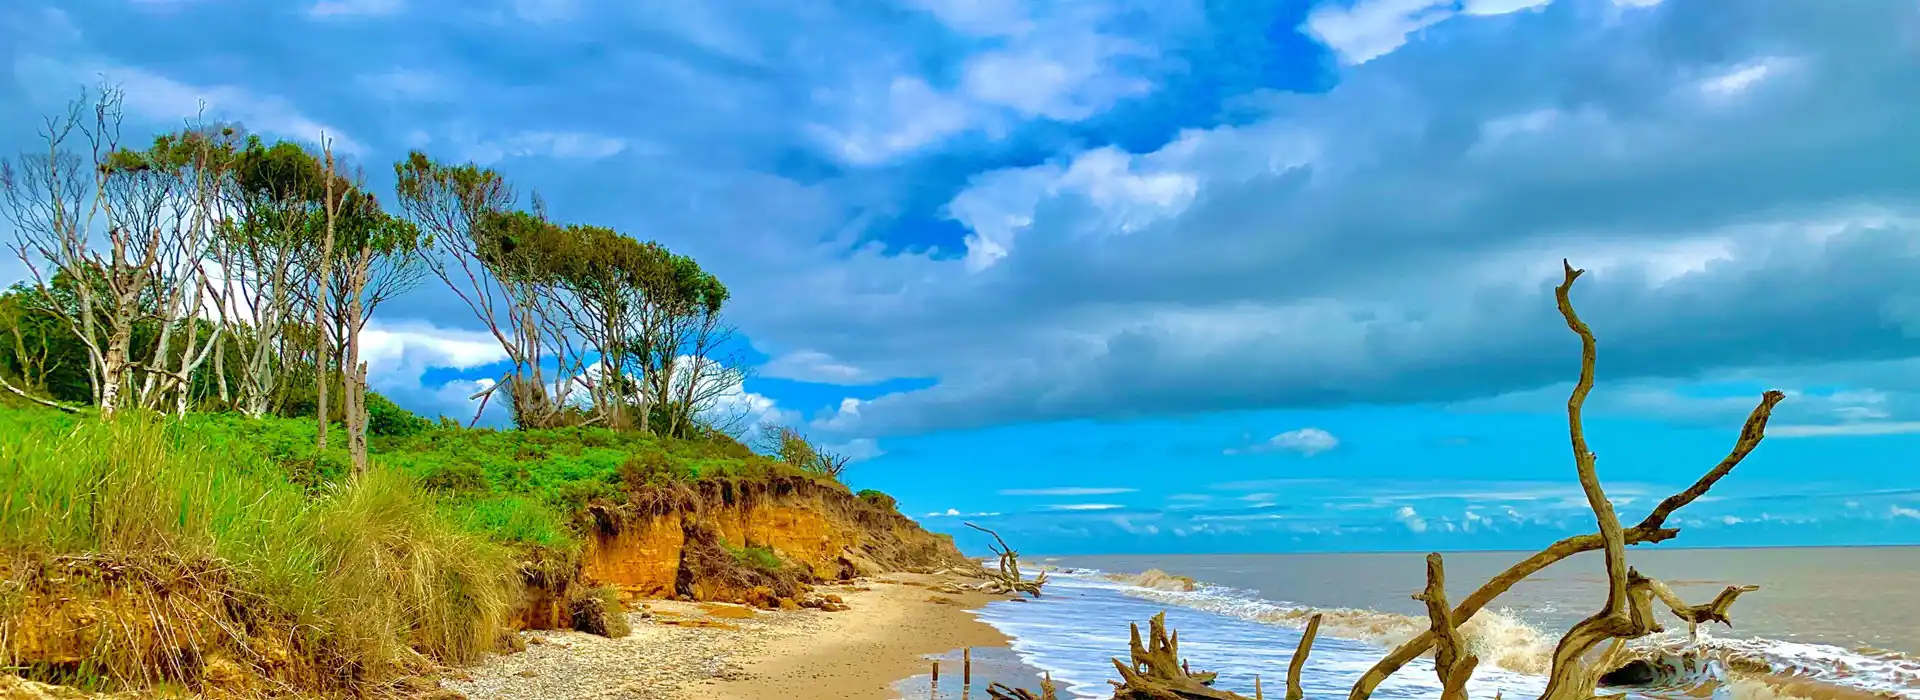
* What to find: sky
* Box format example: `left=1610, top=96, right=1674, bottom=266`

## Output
left=3, top=0, right=1919, bottom=556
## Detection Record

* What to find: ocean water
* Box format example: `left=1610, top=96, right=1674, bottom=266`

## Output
left=964, top=547, right=1920, bottom=700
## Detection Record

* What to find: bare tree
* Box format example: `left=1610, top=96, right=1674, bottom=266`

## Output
left=0, top=86, right=169, bottom=419
left=313, top=137, right=341, bottom=451
left=130, top=122, right=237, bottom=416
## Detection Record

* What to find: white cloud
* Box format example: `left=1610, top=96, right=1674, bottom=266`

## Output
left=826, top=437, right=885, bottom=463
left=309, top=0, right=402, bottom=18
left=1001, top=487, right=1139, bottom=496
left=923, top=508, right=1002, bottom=518
left=1461, top=0, right=1552, bottom=16
left=451, top=130, right=630, bottom=164
left=1892, top=505, right=1920, bottom=520
left=1227, top=427, right=1340, bottom=456
left=760, top=349, right=873, bottom=385
left=1303, top=0, right=1455, bottom=66
left=1394, top=505, right=1429, bottom=533
left=1047, top=503, right=1125, bottom=511
left=809, top=77, right=985, bottom=166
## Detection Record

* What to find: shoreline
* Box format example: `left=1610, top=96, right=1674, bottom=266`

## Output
left=445, top=571, right=1045, bottom=700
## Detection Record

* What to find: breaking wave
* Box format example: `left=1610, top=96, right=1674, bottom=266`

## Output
left=972, top=568, right=1920, bottom=700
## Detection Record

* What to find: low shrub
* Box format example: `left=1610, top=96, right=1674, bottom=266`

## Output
left=729, top=545, right=783, bottom=572
left=366, top=392, right=433, bottom=438
left=856, top=489, right=898, bottom=511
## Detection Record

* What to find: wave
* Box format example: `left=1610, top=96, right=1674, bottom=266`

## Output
left=983, top=568, right=1919, bottom=700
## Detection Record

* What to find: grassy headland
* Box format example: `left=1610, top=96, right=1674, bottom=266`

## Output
left=0, top=399, right=938, bottom=697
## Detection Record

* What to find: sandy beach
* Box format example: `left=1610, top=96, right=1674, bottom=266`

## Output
left=444, top=572, right=1040, bottom=700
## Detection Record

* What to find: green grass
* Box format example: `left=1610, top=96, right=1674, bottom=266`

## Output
left=0, top=403, right=848, bottom=690
left=0, top=408, right=519, bottom=684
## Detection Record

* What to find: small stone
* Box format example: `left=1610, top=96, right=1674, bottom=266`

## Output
left=514, top=670, right=540, bottom=678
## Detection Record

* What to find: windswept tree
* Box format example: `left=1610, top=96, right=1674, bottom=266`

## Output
left=321, top=181, right=423, bottom=472
left=122, top=124, right=241, bottom=416
left=756, top=424, right=853, bottom=479
left=218, top=136, right=330, bottom=418
left=393, top=153, right=574, bottom=428
left=630, top=252, right=737, bottom=438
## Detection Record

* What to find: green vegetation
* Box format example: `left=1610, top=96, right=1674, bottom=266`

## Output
left=0, top=407, right=517, bottom=689
left=0, top=399, right=850, bottom=691
left=0, top=83, right=892, bottom=695
left=729, top=544, right=784, bottom=572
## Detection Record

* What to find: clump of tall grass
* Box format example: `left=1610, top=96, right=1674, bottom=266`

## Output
left=0, top=409, right=518, bottom=690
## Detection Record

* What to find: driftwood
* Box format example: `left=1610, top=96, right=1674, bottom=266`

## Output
left=1343, top=260, right=1778, bottom=700
left=1285, top=613, right=1321, bottom=700
left=1025, top=261, right=1776, bottom=700
left=989, top=673, right=1060, bottom=700
left=1110, top=612, right=1246, bottom=700
left=1413, top=554, right=1478, bottom=700
left=965, top=522, right=1048, bottom=597
left=1645, top=578, right=1761, bottom=639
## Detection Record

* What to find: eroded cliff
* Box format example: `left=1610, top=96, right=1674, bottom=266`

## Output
left=568, top=477, right=969, bottom=613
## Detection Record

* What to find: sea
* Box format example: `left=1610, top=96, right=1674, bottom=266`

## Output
left=960, top=546, right=1920, bottom=700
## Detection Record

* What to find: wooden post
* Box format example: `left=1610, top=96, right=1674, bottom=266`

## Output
left=964, top=647, right=973, bottom=685
left=933, top=660, right=941, bottom=682
left=1256, top=674, right=1265, bottom=700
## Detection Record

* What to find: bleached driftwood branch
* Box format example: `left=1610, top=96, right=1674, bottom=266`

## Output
left=965, top=521, right=1048, bottom=598
left=1286, top=613, right=1322, bottom=700
left=1347, top=261, right=1779, bottom=700
left=1414, top=554, right=1478, bottom=700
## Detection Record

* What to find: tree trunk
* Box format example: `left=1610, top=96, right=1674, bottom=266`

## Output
left=345, top=248, right=371, bottom=475
left=214, top=333, right=230, bottom=408
left=99, top=331, right=129, bottom=419
left=315, top=143, right=339, bottom=452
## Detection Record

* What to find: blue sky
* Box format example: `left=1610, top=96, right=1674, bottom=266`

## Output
left=4, top=0, right=1920, bottom=555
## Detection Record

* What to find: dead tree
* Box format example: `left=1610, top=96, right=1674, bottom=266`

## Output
left=964, top=521, right=1047, bottom=597
left=1346, top=260, right=1781, bottom=700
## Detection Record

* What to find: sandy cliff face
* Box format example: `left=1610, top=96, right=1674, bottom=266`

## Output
left=570, top=477, right=967, bottom=614
left=583, top=479, right=965, bottom=601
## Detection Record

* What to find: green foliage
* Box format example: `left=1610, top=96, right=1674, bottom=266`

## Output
left=365, top=391, right=432, bottom=437
left=420, top=461, right=489, bottom=494
left=856, top=489, right=898, bottom=511
left=728, top=545, right=783, bottom=572
left=0, top=407, right=519, bottom=678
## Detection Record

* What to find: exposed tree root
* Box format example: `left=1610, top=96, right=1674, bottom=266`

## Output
left=964, top=521, right=1047, bottom=597
left=1109, top=612, right=1248, bottom=700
